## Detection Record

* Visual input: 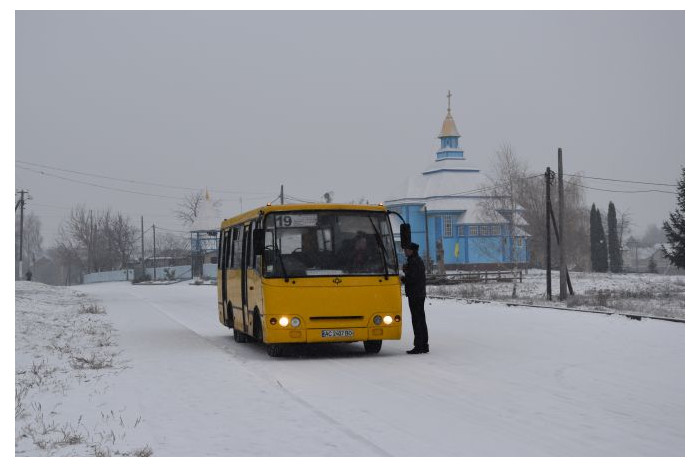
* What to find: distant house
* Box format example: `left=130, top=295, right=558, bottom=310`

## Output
left=385, top=93, right=528, bottom=271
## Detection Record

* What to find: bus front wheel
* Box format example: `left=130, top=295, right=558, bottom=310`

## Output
left=267, top=344, right=285, bottom=357
left=363, top=340, right=382, bottom=354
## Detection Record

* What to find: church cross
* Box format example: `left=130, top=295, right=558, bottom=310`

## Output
left=447, top=90, right=452, bottom=112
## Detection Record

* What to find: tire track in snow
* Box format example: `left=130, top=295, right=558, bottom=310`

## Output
left=117, top=286, right=391, bottom=456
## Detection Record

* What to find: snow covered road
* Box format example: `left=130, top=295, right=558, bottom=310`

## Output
left=23, top=281, right=684, bottom=456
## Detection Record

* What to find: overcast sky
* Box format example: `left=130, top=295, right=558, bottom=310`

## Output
left=14, top=10, right=684, bottom=245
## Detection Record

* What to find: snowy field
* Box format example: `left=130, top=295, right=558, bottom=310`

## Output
left=429, top=269, right=685, bottom=320
left=15, top=280, right=684, bottom=457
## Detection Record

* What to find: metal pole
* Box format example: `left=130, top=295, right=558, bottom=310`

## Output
left=545, top=168, right=552, bottom=300
left=17, top=190, right=26, bottom=279
left=281, top=185, right=284, bottom=205
left=153, top=224, right=157, bottom=281
left=558, top=149, right=568, bottom=300
left=141, top=216, right=145, bottom=280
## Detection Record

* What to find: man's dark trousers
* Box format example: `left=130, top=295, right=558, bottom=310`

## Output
left=408, top=296, right=428, bottom=350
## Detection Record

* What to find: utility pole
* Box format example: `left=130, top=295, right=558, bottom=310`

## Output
left=88, top=210, right=94, bottom=274
left=152, top=224, right=157, bottom=281
left=557, top=148, right=568, bottom=300
left=141, top=216, right=145, bottom=281
left=16, top=190, right=28, bottom=279
left=548, top=201, right=574, bottom=296
left=280, top=185, right=285, bottom=205
left=545, top=168, right=552, bottom=300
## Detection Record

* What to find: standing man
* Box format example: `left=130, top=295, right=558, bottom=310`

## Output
left=402, top=242, right=429, bottom=354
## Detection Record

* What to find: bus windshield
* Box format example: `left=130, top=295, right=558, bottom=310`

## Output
left=262, top=211, right=398, bottom=278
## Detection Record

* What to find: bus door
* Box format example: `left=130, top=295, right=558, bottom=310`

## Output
left=219, top=228, right=231, bottom=324
left=241, top=223, right=251, bottom=333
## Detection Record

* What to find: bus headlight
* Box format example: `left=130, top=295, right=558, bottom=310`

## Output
left=291, top=317, right=301, bottom=328
left=373, top=315, right=382, bottom=325
left=383, top=315, right=393, bottom=325
left=279, top=317, right=289, bottom=327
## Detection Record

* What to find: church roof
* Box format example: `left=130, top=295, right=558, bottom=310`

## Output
left=438, top=110, right=460, bottom=138
left=386, top=159, right=488, bottom=202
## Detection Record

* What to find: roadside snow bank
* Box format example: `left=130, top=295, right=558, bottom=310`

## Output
left=15, top=281, right=151, bottom=456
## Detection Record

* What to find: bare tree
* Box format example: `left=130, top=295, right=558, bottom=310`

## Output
left=479, top=143, right=529, bottom=297
left=56, top=205, right=138, bottom=274
left=16, top=212, right=43, bottom=275
left=513, top=171, right=591, bottom=271
left=549, top=173, right=591, bottom=271
left=157, top=232, right=190, bottom=258
left=106, top=212, right=138, bottom=269
left=175, top=191, right=222, bottom=226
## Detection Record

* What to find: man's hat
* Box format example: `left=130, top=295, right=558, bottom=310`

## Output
left=406, top=242, right=420, bottom=251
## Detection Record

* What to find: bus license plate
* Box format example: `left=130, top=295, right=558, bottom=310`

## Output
left=321, top=330, right=354, bottom=338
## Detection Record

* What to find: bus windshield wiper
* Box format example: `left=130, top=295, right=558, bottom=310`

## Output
left=368, top=217, right=390, bottom=280
left=273, top=245, right=289, bottom=282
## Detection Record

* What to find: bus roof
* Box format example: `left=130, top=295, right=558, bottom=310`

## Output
left=220, top=203, right=388, bottom=229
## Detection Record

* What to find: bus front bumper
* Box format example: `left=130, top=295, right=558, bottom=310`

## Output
left=265, top=325, right=402, bottom=344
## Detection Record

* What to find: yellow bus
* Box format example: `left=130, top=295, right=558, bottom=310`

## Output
left=217, top=203, right=411, bottom=357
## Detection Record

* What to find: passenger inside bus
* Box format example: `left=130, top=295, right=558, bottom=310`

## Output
left=263, top=213, right=395, bottom=277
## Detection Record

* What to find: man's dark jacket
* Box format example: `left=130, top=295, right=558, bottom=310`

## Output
left=403, top=254, right=426, bottom=298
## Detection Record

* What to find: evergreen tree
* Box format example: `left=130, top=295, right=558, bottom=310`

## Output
left=597, top=207, right=609, bottom=272
left=590, top=204, right=598, bottom=270
left=590, top=204, right=609, bottom=272
left=607, top=202, right=622, bottom=272
left=662, top=167, right=685, bottom=268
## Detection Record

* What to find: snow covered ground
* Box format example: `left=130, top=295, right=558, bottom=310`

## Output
left=429, top=269, right=685, bottom=320
left=15, top=280, right=684, bottom=456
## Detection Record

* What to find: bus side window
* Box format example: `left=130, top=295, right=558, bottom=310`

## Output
left=248, top=224, right=256, bottom=270
left=232, top=227, right=242, bottom=269
left=220, top=228, right=231, bottom=270
left=227, top=227, right=235, bottom=269
left=217, top=230, right=225, bottom=269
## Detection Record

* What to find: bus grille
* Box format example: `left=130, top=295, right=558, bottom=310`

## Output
left=310, top=316, right=364, bottom=321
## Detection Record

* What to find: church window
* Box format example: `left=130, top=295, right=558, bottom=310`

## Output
left=492, top=225, right=501, bottom=236
left=469, top=225, right=478, bottom=236
left=480, top=225, right=490, bottom=236
left=443, top=216, right=453, bottom=237
left=458, top=225, right=465, bottom=237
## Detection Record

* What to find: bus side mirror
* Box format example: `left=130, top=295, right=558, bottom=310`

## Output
left=400, top=223, right=412, bottom=249
left=253, top=229, right=265, bottom=255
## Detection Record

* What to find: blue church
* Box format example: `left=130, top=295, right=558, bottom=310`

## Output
left=385, top=93, right=529, bottom=270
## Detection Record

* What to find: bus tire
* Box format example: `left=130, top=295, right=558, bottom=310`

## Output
left=267, top=344, right=285, bottom=357
left=225, top=303, right=234, bottom=328
left=253, top=310, right=263, bottom=342
left=363, top=340, right=382, bottom=354
left=233, top=328, right=248, bottom=343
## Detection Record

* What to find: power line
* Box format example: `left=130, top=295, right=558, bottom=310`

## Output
left=16, top=160, right=274, bottom=196
left=396, top=173, right=543, bottom=200
left=285, top=194, right=318, bottom=203
left=154, top=225, right=193, bottom=234
left=563, top=172, right=676, bottom=188
left=566, top=180, right=675, bottom=195
left=17, top=166, right=185, bottom=200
